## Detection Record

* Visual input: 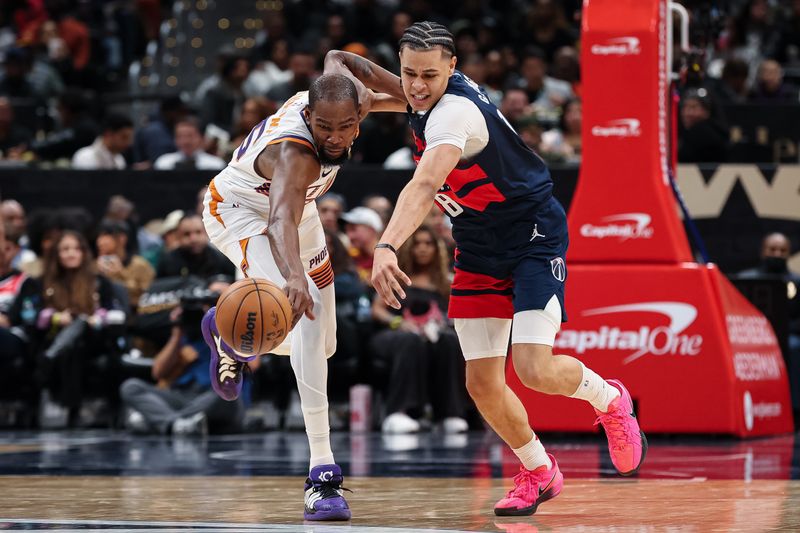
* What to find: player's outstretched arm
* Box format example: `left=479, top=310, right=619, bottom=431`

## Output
left=261, top=143, right=321, bottom=327
left=324, top=50, right=405, bottom=101
left=371, top=144, right=462, bottom=309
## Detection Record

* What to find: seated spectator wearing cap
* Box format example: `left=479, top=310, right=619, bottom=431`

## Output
left=156, top=214, right=234, bottom=282
left=95, top=219, right=155, bottom=308
left=678, top=89, right=729, bottom=163
left=153, top=116, right=226, bottom=171
left=71, top=113, right=134, bottom=170
left=341, top=207, right=383, bottom=286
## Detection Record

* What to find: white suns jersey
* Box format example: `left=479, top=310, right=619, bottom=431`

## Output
left=218, top=91, right=340, bottom=220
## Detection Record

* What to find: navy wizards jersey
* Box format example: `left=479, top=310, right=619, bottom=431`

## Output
left=408, top=71, right=555, bottom=259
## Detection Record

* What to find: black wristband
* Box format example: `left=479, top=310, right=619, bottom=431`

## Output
left=375, top=243, right=397, bottom=254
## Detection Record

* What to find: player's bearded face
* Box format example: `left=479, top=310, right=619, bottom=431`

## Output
left=399, top=48, right=457, bottom=112
left=306, top=101, right=360, bottom=165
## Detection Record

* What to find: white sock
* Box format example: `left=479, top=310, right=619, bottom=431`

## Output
left=513, top=434, right=552, bottom=471
left=569, top=361, right=620, bottom=412
left=303, top=404, right=335, bottom=468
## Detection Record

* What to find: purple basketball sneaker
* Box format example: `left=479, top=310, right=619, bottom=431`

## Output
left=201, top=307, right=253, bottom=402
left=304, top=464, right=351, bottom=521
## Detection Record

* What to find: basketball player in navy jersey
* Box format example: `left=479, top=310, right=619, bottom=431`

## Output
left=326, top=22, right=647, bottom=516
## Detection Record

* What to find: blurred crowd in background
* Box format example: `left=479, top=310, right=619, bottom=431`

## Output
left=0, top=0, right=799, bottom=170
left=0, top=1, right=798, bottom=435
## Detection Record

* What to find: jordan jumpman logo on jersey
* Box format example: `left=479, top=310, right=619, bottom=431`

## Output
left=530, top=224, right=545, bottom=241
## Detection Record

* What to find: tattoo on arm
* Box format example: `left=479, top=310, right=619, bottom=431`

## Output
left=353, top=55, right=374, bottom=80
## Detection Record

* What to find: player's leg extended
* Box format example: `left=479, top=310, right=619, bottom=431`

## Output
left=510, top=297, right=647, bottom=476
left=200, top=187, right=259, bottom=401
left=455, top=318, right=562, bottom=516
left=237, top=234, right=349, bottom=521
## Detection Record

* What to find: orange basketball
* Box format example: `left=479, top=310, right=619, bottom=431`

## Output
left=215, top=278, right=292, bottom=356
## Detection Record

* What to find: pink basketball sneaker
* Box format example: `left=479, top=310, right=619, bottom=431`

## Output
left=594, top=379, right=647, bottom=476
left=494, top=453, right=563, bottom=516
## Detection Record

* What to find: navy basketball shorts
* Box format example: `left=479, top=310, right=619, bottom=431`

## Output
left=449, top=196, right=569, bottom=322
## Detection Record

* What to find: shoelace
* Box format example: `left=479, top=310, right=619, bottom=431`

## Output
left=594, top=409, right=634, bottom=451
left=506, top=468, right=547, bottom=499
left=218, top=351, right=242, bottom=380
left=312, top=481, right=353, bottom=499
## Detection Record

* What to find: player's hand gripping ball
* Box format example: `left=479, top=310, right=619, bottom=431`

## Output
left=215, top=279, right=292, bottom=356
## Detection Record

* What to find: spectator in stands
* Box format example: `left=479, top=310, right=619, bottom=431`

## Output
left=71, top=113, right=134, bottom=170
left=362, top=194, right=393, bottom=228
left=775, top=0, right=800, bottom=66
left=120, top=300, right=246, bottom=436
left=6, top=230, right=127, bottom=427
left=0, top=97, right=32, bottom=159
left=750, top=59, right=800, bottom=103
left=383, top=126, right=416, bottom=170
left=341, top=207, right=382, bottom=286
left=516, top=113, right=545, bottom=155
left=738, top=233, right=799, bottom=278
left=485, top=49, right=511, bottom=100
left=500, top=88, right=531, bottom=125
left=0, top=227, right=32, bottom=406
left=370, top=226, right=468, bottom=434
left=30, top=89, right=98, bottom=163
left=540, top=99, right=582, bottom=164
left=4, top=223, right=35, bottom=272
left=519, top=0, right=577, bottom=63
left=0, top=47, right=45, bottom=129
left=1, top=199, right=28, bottom=246
left=156, top=214, right=234, bottom=281
left=424, top=204, right=456, bottom=264
left=133, top=95, right=189, bottom=166
left=511, top=46, right=573, bottom=118
left=0, top=47, right=41, bottom=99
left=738, top=232, right=800, bottom=417
left=227, top=97, right=276, bottom=160
left=551, top=46, right=581, bottom=98
left=95, top=219, right=155, bottom=308
left=267, top=49, right=316, bottom=104
left=317, top=193, right=346, bottom=236
left=160, top=209, right=185, bottom=253
left=200, top=53, right=249, bottom=135
left=153, top=116, right=225, bottom=171
left=678, top=88, right=729, bottom=163
left=713, top=58, right=750, bottom=104
left=28, top=20, right=66, bottom=99
left=725, top=0, right=781, bottom=76
left=244, top=38, right=292, bottom=98
left=460, top=52, right=502, bottom=105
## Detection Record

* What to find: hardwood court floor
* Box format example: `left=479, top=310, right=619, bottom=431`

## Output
left=0, top=430, right=798, bottom=532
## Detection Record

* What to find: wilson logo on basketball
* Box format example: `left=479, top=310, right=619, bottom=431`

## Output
left=555, top=301, right=703, bottom=364
left=239, top=312, right=258, bottom=353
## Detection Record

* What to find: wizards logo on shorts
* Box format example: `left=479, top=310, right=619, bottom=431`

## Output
left=550, top=257, right=566, bottom=282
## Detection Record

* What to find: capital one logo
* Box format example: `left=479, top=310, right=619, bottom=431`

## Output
left=591, top=119, right=641, bottom=138
left=555, top=301, right=703, bottom=364
left=580, top=213, right=654, bottom=240
left=590, top=37, right=641, bottom=56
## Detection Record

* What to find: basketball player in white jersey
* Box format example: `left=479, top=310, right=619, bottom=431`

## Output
left=199, top=73, right=400, bottom=521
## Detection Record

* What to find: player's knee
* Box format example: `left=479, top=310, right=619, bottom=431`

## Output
left=512, top=344, right=555, bottom=390
left=465, top=366, right=504, bottom=404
